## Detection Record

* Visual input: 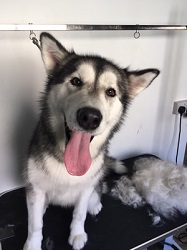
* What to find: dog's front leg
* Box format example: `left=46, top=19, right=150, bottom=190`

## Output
left=23, top=187, right=46, bottom=250
left=68, top=188, right=94, bottom=250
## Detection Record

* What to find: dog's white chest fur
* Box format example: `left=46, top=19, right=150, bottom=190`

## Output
left=27, top=154, right=103, bottom=206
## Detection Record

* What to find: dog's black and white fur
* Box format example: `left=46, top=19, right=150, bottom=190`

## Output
left=23, top=33, right=159, bottom=250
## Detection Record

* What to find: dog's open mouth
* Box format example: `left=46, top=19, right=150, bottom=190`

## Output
left=64, top=122, right=94, bottom=176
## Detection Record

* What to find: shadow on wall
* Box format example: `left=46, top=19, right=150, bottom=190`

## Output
left=152, top=7, right=186, bottom=162
left=12, top=102, right=38, bottom=184
left=8, top=54, right=44, bottom=188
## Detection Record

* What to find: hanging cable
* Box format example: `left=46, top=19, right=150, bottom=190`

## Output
left=175, top=106, right=186, bottom=164
left=163, top=242, right=180, bottom=250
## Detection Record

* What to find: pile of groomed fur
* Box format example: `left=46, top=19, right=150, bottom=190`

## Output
left=111, top=157, right=187, bottom=224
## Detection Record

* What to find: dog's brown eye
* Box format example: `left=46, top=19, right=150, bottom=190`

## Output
left=70, top=77, right=82, bottom=87
left=106, top=88, right=116, bottom=97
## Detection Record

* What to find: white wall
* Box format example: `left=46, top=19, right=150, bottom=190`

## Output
left=0, top=0, right=187, bottom=193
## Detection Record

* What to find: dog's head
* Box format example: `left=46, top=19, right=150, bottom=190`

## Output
left=40, top=32, right=159, bottom=176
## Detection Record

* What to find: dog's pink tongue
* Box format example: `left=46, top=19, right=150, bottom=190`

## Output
left=64, top=131, right=92, bottom=176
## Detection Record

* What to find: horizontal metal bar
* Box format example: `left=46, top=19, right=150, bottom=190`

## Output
left=0, top=24, right=187, bottom=31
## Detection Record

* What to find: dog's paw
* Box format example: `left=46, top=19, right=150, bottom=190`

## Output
left=89, top=202, right=102, bottom=216
left=23, top=241, right=42, bottom=250
left=68, top=232, right=87, bottom=250
left=88, top=190, right=102, bottom=216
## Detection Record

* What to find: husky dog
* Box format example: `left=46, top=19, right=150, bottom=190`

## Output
left=23, top=32, right=159, bottom=250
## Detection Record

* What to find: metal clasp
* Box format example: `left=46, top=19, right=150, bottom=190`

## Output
left=134, top=24, right=140, bottom=39
left=29, top=23, right=41, bottom=50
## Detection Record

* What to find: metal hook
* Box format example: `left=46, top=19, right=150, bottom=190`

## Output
left=134, top=24, right=140, bottom=39
left=29, top=23, right=41, bottom=50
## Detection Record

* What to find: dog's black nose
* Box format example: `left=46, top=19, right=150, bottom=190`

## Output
left=77, top=107, right=102, bottom=130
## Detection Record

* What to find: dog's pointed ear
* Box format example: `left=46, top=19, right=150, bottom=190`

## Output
left=125, top=68, right=160, bottom=97
left=40, top=32, right=71, bottom=73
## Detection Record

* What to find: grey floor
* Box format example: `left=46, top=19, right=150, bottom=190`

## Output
left=174, top=229, right=187, bottom=250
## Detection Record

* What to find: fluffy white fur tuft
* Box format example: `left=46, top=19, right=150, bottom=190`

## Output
left=111, top=176, right=144, bottom=208
left=112, top=157, right=187, bottom=220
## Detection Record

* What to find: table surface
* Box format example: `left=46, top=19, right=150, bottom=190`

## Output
left=0, top=155, right=187, bottom=250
